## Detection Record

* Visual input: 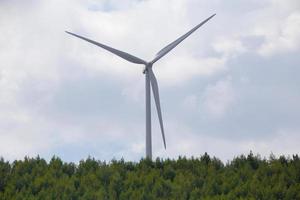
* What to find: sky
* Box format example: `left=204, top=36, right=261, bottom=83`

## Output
left=0, top=0, right=300, bottom=162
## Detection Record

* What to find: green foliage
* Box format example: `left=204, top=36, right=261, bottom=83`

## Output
left=0, top=153, right=299, bottom=199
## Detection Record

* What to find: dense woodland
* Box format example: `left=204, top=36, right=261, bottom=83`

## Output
left=0, top=152, right=300, bottom=200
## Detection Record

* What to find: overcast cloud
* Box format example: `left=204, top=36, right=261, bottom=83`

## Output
left=0, top=0, right=300, bottom=162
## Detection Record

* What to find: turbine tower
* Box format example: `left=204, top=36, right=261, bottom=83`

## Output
left=66, top=14, right=215, bottom=160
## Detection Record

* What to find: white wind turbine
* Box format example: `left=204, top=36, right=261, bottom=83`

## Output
left=66, top=14, right=215, bottom=160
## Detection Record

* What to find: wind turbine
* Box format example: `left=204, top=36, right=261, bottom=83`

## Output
left=66, top=14, right=216, bottom=160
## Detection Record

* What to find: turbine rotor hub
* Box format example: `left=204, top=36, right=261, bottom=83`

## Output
left=143, top=63, right=153, bottom=74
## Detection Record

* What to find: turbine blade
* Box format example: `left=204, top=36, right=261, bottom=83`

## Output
left=65, top=31, right=147, bottom=65
left=151, top=14, right=216, bottom=64
left=148, top=68, right=166, bottom=149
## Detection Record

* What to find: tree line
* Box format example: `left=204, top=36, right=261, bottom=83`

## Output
left=0, top=152, right=299, bottom=199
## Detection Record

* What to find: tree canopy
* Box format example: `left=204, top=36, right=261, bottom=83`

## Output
left=0, top=152, right=299, bottom=199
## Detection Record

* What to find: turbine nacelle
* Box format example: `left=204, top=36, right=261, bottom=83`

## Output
left=143, top=63, right=153, bottom=74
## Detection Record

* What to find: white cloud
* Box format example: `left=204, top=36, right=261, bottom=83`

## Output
left=201, top=76, right=235, bottom=118
left=121, top=76, right=145, bottom=103
left=0, top=112, right=55, bottom=160
left=157, top=54, right=226, bottom=86
left=182, top=94, right=198, bottom=110
left=213, top=37, right=246, bottom=58
left=156, top=122, right=300, bottom=162
left=239, top=129, right=300, bottom=157
left=257, top=12, right=300, bottom=56
left=207, top=0, right=300, bottom=58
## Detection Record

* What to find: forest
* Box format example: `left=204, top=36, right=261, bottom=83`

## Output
left=0, top=152, right=299, bottom=200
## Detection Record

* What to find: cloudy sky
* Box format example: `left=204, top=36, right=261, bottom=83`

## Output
left=1, top=0, right=300, bottom=162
